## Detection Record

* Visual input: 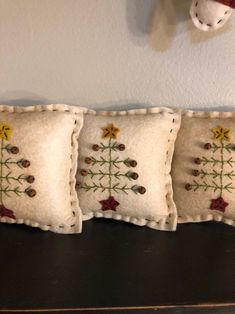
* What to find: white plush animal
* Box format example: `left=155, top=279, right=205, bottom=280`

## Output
left=190, top=0, right=234, bottom=31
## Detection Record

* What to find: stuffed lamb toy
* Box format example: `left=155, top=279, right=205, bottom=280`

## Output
left=190, top=0, right=235, bottom=31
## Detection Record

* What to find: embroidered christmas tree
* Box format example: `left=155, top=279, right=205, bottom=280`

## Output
left=185, top=126, right=234, bottom=212
left=77, top=123, right=146, bottom=211
left=0, top=122, right=36, bottom=219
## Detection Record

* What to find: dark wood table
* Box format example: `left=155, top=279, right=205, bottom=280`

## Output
left=0, top=219, right=235, bottom=314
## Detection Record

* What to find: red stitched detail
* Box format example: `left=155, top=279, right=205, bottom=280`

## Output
left=0, top=205, right=16, bottom=219
left=215, top=0, right=235, bottom=9
left=99, top=196, right=120, bottom=211
left=210, top=197, right=229, bottom=212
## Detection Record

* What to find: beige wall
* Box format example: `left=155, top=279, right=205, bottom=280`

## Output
left=0, top=0, right=234, bottom=110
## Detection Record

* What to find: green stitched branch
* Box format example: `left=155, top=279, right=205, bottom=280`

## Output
left=224, top=171, right=235, bottom=179
left=0, top=144, right=11, bottom=151
left=108, top=138, right=112, bottom=197
left=99, top=142, right=119, bottom=152
left=112, top=183, right=140, bottom=194
left=90, top=156, right=131, bottom=169
left=201, top=156, right=235, bottom=167
left=0, top=158, right=25, bottom=169
left=80, top=182, right=140, bottom=194
left=0, top=186, right=26, bottom=197
left=189, top=131, right=235, bottom=199
left=212, top=142, right=233, bottom=153
left=223, top=183, right=235, bottom=193
left=87, top=169, right=136, bottom=181
left=220, top=139, right=224, bottom=196
left=200, top=169, right=235, bottom=179
left=191, top=180, right=235, bottom=193
left=191, top=180, right=222, bottom=192
left=0, top=173, right=26, bottom=184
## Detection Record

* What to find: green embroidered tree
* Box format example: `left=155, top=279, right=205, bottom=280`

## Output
left=185, top=125, right=234, bottom=212
left=77, top=123, right=146, bottom=211
left=0, top=122, right=36, bottom=220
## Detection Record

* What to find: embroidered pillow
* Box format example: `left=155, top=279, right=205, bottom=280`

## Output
left=0, top=104, right=83, bottom=233
left=172, top=110, right=235, bottom=227
left=76, top=107, right=181, bottom=231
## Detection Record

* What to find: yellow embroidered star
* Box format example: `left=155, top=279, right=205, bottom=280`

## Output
left=0, top=122, right=12, bottom=141
left=213, top=126, right=231, bottom=142
left=102, top=124, right=120, bottom=139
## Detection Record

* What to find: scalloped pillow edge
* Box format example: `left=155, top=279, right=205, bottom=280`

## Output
left=79, top=107, right=181, bottom=231
left=177, top=108, right=235, bottom=227
left=0, top=104, right=85, bottom=233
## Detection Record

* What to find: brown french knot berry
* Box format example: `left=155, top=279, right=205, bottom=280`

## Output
left=85, top=157, right=92, bottom=164
left=80, top=169, right=88, bottom=176
left=185, top=183, right=192, bottom=191
left=10, top=146, right=19, bottom=154
left=21, top=160, right=30, bottom=168
left=26, top=175, right=35, bottom=183
left=118, top=144, right=125, bottom=151
left=130, top=160, right=137, bottom=167
left=138, top=186, right=146, bottom=194
left=192, top=169, right=200, bottom=177
left=92, top=144, right=99, bottom=151
left=131, top=172, right=139, bottom=180
left=194, top=158, right=202, bottom=165
left=126, top=171, right=139, bottom=180
left=76, top=182, right=81, bottom=189
left=25, top=188, right=36, bottom=197
left=204, top=143, right=212, bottom=150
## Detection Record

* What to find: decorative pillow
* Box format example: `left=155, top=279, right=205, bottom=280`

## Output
left=76, top=107, right=181, bottom=231
left=0, top=104, right=83, bottom=233
left=172, top=110, right=235, bottom=227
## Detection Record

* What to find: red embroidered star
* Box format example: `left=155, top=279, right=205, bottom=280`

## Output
left=210, top=197, right=229, bottom=213
left=0, top=204, right=16, bottom=219
left=99, top=196, right=120, bottom=211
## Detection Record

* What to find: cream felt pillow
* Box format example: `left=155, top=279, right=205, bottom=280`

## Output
left=76, top=107, right=181, bottom=231
left=172, top=110, right=235, bottom=227
left=0, top=104, right=84, bottom=233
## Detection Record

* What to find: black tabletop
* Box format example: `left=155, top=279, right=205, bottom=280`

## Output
left=0, top=219, right=235, bottom=313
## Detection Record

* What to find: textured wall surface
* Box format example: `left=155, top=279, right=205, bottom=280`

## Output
left=0, top=0, right=235, bottom=110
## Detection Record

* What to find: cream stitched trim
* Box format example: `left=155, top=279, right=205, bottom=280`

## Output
left=0, top=104, right=84, bottom=234
left=0, top=103, right=88, bottom=114
left=83, top=212, right=175, bottom=231
left=81, top=107, right=181, bottom=231
left=180, top=109, right=235, bottom=118
left=178, top=214, right=235, bottom=227
left=81, top=106, right=176, bottom=116
left=178, top=108, right=235, bottom=227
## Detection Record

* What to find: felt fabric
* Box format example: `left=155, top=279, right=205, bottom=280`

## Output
left=190, top=0, right=233, bottom=31
left=0, top=104, right=84, bottom=233
left=76, top=107, right=181, bottom=231
left=216, top=0, right=235, bottom=9
left=172, top=110, right=235, bottom=227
